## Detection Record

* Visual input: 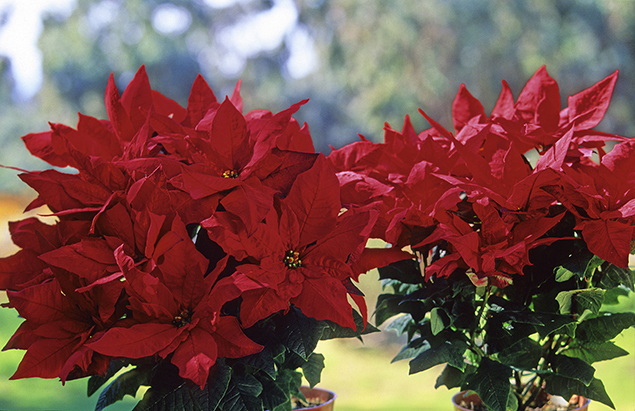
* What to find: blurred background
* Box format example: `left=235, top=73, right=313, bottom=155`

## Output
left=1, top=0, right=634, bottom=410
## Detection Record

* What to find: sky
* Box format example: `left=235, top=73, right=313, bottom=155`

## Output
left=0, top=0, right=317, bottom=102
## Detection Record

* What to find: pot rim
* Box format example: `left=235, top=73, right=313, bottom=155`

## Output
left=451, top=390, right=591, bottom=411
left=296, top=386, right=337, bottom=410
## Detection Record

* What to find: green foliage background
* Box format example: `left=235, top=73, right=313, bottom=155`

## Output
left=3, top=0, right=635, bottom=191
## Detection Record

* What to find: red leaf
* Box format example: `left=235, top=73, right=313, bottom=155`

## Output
left=291, top=276, right=355, bottom=329
left=21, top=130, right=75, bottom=168
left=87, top=323, right=180, bottom=358
left=104, top=73, right=135, bottom=142
left=152, top=89, right=188, bottom=123
left=0, top=250, right=48, bottom=290
left=7, top=279, right=71, bottom=324
left=535, top=127, right=574, bottom=171
left=120, top=65, right=154, bottom=130
left=10, top=337, right=78, bottom=380
left=171, top=327, right=218, bottom=389
left=491, top=80, right=515, bottom=119
left=230, top=80, right=243, bottom=113
left=210, top=97, right=249, bottom=169
left=187, top=74, right=218, bottom=127
left=282, top=155, right=340, bottom=247
left=213, top=316, right=263, bottom=359
left=452, top=84, right=485, bottom=133
left=567, top=70, right=618, bottom=130
left=220, top=179, right=276, bottom=235
left=348, top=247, right=413, bottom=280
left=581, top=219, right=633, bottom=268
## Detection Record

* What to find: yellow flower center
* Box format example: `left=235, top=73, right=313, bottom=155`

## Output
left=172, top=309, right=192, bottom=328
left=222, top=169, right=239, bottom=179
left=283, top=250, right=302, bottom=269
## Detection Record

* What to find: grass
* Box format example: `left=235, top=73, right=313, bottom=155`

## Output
left=0, top=197, right=634, bottom=410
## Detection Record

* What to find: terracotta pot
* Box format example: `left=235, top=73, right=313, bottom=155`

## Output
left=452, top=390, right=590, bottom=411
left=295, top=386, right=337, bottom=410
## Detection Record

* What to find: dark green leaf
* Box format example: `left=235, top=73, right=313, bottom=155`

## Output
left=575, top=312, right=635, bottom=342
left=463, top=358, right=513, bottom=411
left=282, top=307, right=326, bottom=361
left=133, top=361, right=231, bottom=411
left=430, top=307, right=450, bottom=335
left=434, top=364, right=463, bottom=389
left=202, top=361, right=233, bottom=411
left=96, top=365, right=154, bottom=411
left=409, top=340, right=467, bottom=374
left=392, top=339, right=430, bottom=363
left=263, top=369, right=302, bottom=411
left=597, top=264, right=635, bottom=291
left=259, top=378, right=289, bottom=411
left=320, top=310, right=378, bottom=340
left=532, top=312, right=577, bottom=339
left=220, top=374, right=262, bottom=411
left=602, top=286, right=631, bottom=305
left=555, top=266, right=577, bottom=283
left=560, top=340, right=630, bottom=363
left=551, top=355, right=595, bottom=386
left=374, top=294, right=407, bottom=326
left=556, top=289, right=604, bottom=316
left=545, top=375, right=614, bottom=409
left=497, top=337, right=541, bottom=370
left=385, top=313, right=413, bottom=336
left=88, top=359, right=128, bottom=397
left=237, top=346, right=277, bottom=380
left=301, top=353, right=325, bottom=388
left=377, top=259, right=423, bottom=284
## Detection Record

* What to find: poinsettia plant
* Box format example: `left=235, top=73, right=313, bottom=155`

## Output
left=329, top=67, right=635, bottom=411
left=0, top=66, right=382, bottom=411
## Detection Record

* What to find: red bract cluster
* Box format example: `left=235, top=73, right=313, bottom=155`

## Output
left=330, top=66, right=634, bottom=287
left=0, top=66, right=379, bottom=389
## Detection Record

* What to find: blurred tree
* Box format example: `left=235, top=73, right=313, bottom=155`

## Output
left=1, top=0, right=635, bottom=193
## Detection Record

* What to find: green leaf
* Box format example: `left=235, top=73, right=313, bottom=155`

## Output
left=430, top=307, right=450, bottom=335
left=301, top=353, right=325, bottom=388
left=237, top=347, right=276, bottom=380
left=88, top=359, right=128, bottom=397
left=282, top=307, right=326, bottom=361
left=553, top=251, right=600, bottom=283
left=551, top=355, right=595, bottom=386
left=434, top=364, right=463, bottom=390
left=497, top=337, right=541, bottom=370
left=259, top=378, right=289, bottom=411
left=556, top=289, right=604, bottom=316
left=220, top=374, right=263, bottom=411
left=555, top=266, right=577, bottom=282
left=392, top=339, right=430, bottom=363
left=597, top=263, right=635, bottom=291
left=463, top=358, right=513, bottom=411
left=203, top=361, right=233, bottom=411
left=320, top=310, right=378, bottom=340
left=560, top=340, right=630, bottom=363
left=385, top=313, right=413, bottom=336
left=377, top=259, right=423, bottom=284
left=602, top=286, right=631, bottom=305
left=584, top=255, right=605, bottom=281
left=545, top=376, right=614, bottom=409
left=264, top=369, right=302, bottom=411
left=95, top=365, right=154, bottom=411
left=133, top=382, right=195, bottom=411
left=532, top=312, right=577, bottom=339
left=575, top=312, right=635, bottom=342
left=409, top=340, right=467, bottom=374
left=133, top=361, right=231, bottom=411
left=374, top=294, right=408, bottom=326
